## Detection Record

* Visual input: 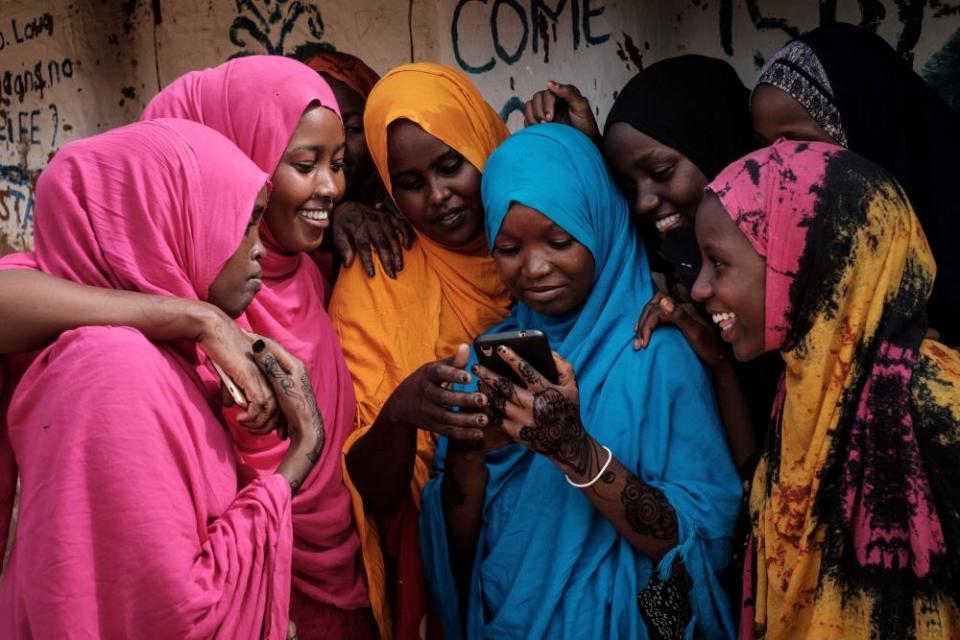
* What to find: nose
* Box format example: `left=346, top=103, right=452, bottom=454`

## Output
left=251, top=232, right=266, bottom=262
left=314, top=167, right=344, bottom=205
left=691, top=264, right=712, bottom=302
left=428, top=176, right=451, bottom=208
left=521, top=249, right=552, bottom=281
left=634, top=184, right=660, bottom=218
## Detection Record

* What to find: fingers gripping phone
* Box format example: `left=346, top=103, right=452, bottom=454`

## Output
left=473, top=330, right=558, bottom=387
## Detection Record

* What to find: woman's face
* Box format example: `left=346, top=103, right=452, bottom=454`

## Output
left=322, top=75, right=374, bottom=197
left=208, top=186, right=268, bottom=318
left=492, top=203, right=595, bottom=317
left=751, top=83, right=838, bottom=146
left=603, top=122, right=708, bottom=241
left=387, top=119, right=485, bottom=250
left=264, top=104, right=346, bottom=253
left=690, top=194, right=766, bottom=361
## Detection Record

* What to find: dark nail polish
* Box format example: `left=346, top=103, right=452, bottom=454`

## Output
left=497, top=344, right=507, bottom=353
left=471, top=365, right=479, bottom=374
left=252, top=339, right=265, bottom=353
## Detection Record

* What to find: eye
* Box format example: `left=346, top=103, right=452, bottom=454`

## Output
left=346, top=125, right=363, bottom=135
left=293, top=161, right=315, bottom=174
left=438, top=155, right=463, bottom=175
left=395, top=176, right=423, bottom=191
left=651, top=165, right=673, bottom=181
left=332, top=157, right=346, bottom=172
left=493, top=244, right=519, bottom=256
left=548, top=238, right=574, bottom=250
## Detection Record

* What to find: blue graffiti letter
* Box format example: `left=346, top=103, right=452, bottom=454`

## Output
left=582, top=0, right=609, bottom=46
left=492, top=0, right=529, bottom=65
left=452, top=0, right=496, bottom=74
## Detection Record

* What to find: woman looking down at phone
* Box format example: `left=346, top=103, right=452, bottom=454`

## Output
left=329, top=63, right=513, bottom=639
left=0, top=119, right=320, bottom=638
left=420, top=124, right=741, bottom=639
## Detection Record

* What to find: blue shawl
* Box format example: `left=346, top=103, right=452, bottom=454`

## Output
left=420, top=124, right=741, bottom=639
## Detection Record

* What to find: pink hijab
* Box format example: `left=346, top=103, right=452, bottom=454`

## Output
left=143, top=56, right=368, bottom=608
left=0, top=119, right=293, bottom=638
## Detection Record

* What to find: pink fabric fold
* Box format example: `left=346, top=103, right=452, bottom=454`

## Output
left=0, top=119, right=293, bottom=638
left=143, top=56, right=368, bottom=609
left=0, top=252, right=41, bottom=560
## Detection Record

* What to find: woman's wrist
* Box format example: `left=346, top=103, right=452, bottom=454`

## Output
left=550, top=433, right=603, bottom=481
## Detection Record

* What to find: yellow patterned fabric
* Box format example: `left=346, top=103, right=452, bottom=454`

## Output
left=708, top=140, right=960, bottom=639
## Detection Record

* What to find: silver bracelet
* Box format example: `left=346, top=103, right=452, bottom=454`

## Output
left=565, top=445, right=613, bottom=488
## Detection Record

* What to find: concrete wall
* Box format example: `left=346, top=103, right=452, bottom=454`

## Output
left=1, top=0, right=958, bottom=255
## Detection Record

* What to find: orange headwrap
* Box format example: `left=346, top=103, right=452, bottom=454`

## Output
left=329, top=63, right=512, bottom=640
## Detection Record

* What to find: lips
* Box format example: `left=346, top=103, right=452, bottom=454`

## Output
left=522, top=284, right=564, bottom=303
left=298, top=208, right=330, bottom=229
left=710, top=310, right=737, bottom=338
left=436, top=207, right=467, bottom=228
left=653, top=213, right=683, bottom=235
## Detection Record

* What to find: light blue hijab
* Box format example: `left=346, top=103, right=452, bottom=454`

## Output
left=420, top=124, right=741, bottom=639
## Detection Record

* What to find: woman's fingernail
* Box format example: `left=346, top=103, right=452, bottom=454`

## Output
left=252, top=339, right=265, bottom=353
left=471, top=364, right=479, bottom=374
left=473, top=430, right=484, bottom=440
left=461, top=374, right=471, bottom=384
left=476, top=394, right=487, bottom=406
left=477, top=415, right=487, bottom=426
left=497, top=345, right=507, bottom=354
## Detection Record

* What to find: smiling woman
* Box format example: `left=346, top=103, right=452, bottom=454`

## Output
left=696, top=139, right=960, bottom=640
left=421, top=124, right=741, bottom=640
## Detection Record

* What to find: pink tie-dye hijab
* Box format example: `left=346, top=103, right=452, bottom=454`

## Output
left=0, top=119, right=296, bottom=638
left=708, top=140, right=960, bottom=638
left=144, top=56, right=369, bottom=610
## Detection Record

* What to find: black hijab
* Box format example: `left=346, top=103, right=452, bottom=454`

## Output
left=783, top=23, right=960, bottom=345
left=605, top=54, right=756, bottom=179
left=604, top=55, right=777, bottom=460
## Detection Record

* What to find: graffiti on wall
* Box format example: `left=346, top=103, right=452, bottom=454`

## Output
left=0, top=10, right=73, bottom=253
left=229, top=0, right=327, bottom=59
left=716, top=0, right=960, bottom=66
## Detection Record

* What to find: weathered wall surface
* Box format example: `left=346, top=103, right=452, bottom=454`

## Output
left=1, top=0, right=958, bottom=255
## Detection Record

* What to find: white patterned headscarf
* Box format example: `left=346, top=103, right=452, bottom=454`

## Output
left=754, top=40, right=849, bottom=146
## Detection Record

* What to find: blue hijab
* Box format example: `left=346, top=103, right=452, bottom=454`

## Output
left=420, top=124, right=741, bottom=639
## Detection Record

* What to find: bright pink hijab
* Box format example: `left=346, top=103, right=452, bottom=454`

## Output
left=143, top=56, right=368, bottom=609
left=0, top=119, right=294, bottom=638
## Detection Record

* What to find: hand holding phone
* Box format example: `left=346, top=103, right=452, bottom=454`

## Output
left=473, top=330, right=558, bottom=387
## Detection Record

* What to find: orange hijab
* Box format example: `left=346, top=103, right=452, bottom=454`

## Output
left=328, top=62, right=511, bottom=639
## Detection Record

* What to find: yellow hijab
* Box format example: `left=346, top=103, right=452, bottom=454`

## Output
left=329, top=62, right=511, bottom=638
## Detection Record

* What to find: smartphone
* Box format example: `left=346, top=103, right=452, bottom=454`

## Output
left=473, top=329, right=558, bottom=387
left=211, top=360, right=249, bottom=409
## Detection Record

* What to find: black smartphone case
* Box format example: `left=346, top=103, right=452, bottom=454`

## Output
left=473, top=329, right=559, bottom=386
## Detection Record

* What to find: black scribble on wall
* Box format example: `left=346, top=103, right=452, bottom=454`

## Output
left=229, top=0, right=326, bottom=59
left=717, top=0, right=960, bottom=69
left=923, top=27, right=960, bottom=111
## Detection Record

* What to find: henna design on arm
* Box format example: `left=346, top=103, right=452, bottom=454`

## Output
left=620, top=476, right=678, bottom=541
left=518, top=388, right=596, bottom=477
left=299, top=373, right=325, bottom=465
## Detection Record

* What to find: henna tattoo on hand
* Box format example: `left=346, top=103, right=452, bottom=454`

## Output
left=290, top=478, right=303, bottom=495
left=517, top=359, right=543, bottom=387
left=518, top=388, right=595, bottom=477
left=620, top=477, right=678, bottom=541
left=491, top=375, right=523, bottom=408
left=299, top=373, right=325, bottom=465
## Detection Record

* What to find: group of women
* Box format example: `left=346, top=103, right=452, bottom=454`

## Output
left=0, top=20, right=957, bottom=640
